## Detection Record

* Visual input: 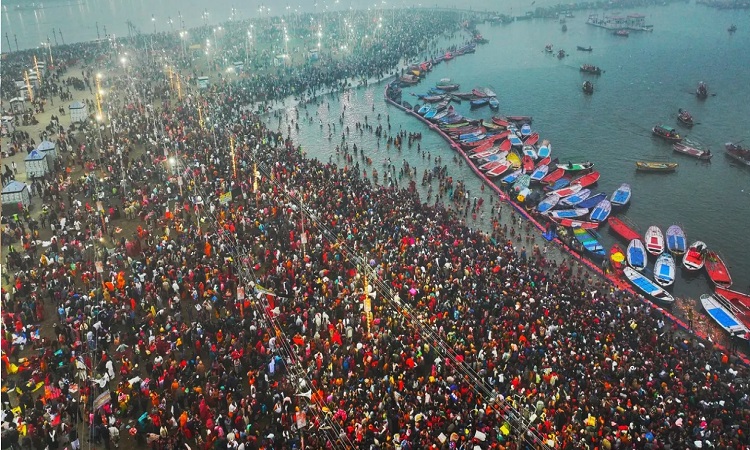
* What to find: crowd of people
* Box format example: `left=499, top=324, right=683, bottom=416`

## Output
left=2, top=8, right=750, bottom=450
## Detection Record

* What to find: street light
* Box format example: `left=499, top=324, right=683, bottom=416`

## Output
left=151, top=14, right=156, bottom=33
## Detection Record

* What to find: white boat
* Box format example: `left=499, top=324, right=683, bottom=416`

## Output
left=529, top=164, right=549, bottom=182
left=522, top=145, right=537, bottom=159
left=545, top=208, right=589, bottom=219
left=683, top=240, right=707, bottom=271
left=623, top=267, right=675, bottom=303
left=536, top=193, right=560, bottom=213
left=559, top=188, right=591, bottom=207
left=626, top=239, right=647, bottom=271
left=537, top=142, right=552, bottom=159
left=700, top=294, right=750, bottom=339
left=644, top=226, right=664, bottom=256
left=653, top=254, right=676, bottom=287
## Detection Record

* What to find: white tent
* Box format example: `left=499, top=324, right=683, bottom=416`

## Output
left=2, top=181, right=31, bottom=208
left=37, top=140, right=57, bottom=162
left=10, top=97, right=26, bottom=113
left=69, top=101, right=88, bottom=123
left=24, top=149, right=50, bottom=178
left=197, top=77, right=210, bottom=89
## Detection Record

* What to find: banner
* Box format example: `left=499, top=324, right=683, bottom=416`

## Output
left=219, top=191, right=232, bottom=205
left=93, top=390, right=111, bottom=410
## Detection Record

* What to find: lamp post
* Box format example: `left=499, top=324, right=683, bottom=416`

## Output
left=245, top=28, right=253, bottom=66
left=151, top=14, right=156, bottom=33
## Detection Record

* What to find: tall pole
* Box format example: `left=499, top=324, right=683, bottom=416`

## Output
left=230, top=135, right=237, bottom=179
left=52, top=29, right=59, bottom=46
left=96, top=22, right=101, bottom=40
left=103, top=25, right=108, bottom=39
left=14, top=34, right=19, bottom=52
left=47, top=37, right=54, bottom=66
left=59, top=28, right=65, bottom=45
left=24, top=71, right=34, bottom=102
left=5, top=32, right=12, bottom=52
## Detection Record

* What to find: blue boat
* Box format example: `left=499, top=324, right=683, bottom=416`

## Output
left=460, top=134, right=486, bottom=143
left=577, top=192, right=607, bottom=209
left=610, top=183, right=632, bottom=207
left=537, top=143, right=552, bottom=159
left=666, top=225, right=687, bottom=256
left=624, top=267, right=675, bottom=303
left=700, top=294, right=750, bottom=338
left=536, top=193, right=560, bottom=213
left=424, top=109, right=438, bottom=119
left=501, top=169, right=523, bottom=185
left=530, top=164, right=549, bottom=182
left=573, top=228, right=606, bottom=257
left=559, top=188, right=591, bottom=206
left=590, top=199, right=612, bottom=222
left=520, top=124, right=532, bottom=137
left=417, top=105, right=430, bottom=115
left=470, top=98, right=489, bottom=108
left=489, top=97, right=500, bottom=111
left=547, top=208, right=589, bottom=219
left=626, top=239, right=647, bottom=271
left=549, top=178, right=571, bottom=191
left=653, top=254, right=676, bottom=287
left=508, top=134, right=524, bottom=147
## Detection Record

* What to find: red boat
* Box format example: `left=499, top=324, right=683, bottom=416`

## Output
left=705, top=251, right=732, bottom=287
left=608, top=216, right=641, bottom=242
left=472, top=88, right=488, bottom=98
left=499, top=139, right=512, bottom=152
left=506, top=115, right=533, bottom=124
left=715, top=287, right=750, bottom=328
left=571, top=171, right=601, bottom=189
left=541, top=168, right=565, bottom=185
left=536, top=156, right=552, bottom=168
left=522, top=155, right=535, bottom=173
left=523, top=132, right=540, bottom=146
left=610, top=243, right=626, bottom=274
left=553, top=218, right=600, bottom=229
left=464, top=131, right=510, bottom=148
left=492, top=116, right=510, bottom=128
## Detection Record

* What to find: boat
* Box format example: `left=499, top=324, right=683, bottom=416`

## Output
left=644, top=226, right=664, bottom=256
left=520, top=124, right=532, bottom=137
left=627, top=239, right=647, bottom=271
left=724, top=142, right=750, bottom=166
left=508, top=134, right=524, bottom=148
left=549, top=183, right=583, bottom=199
left=421, top=95, right=445, bottom=103
left=436, top=83, right=459, bottom=91
left=548, top=178, right=571, bottom=191
left=728, top=24, right=737, bottom=33
left=488, top=97, right=500, bottom=111
left=635, top=161, right=678, bottom=172
left=424, top=109, right=439, bottom=120
left=677, top=109, right=694, bottom=127
left=715, top=287, right=750, bottom=317
left=491, top=116, right=510, bottom=128
left=558, top=161, right=594, bottom=172
left=557, top=49, right=566, bottom=59
left=559, top=188, right=591, bottom=207
left=478, top=160, right=506, bottom=171
left=512, top=174, right=532, bottom=192
left=544, top=44, right=554, bottom=53
left=536, top=193, right=560, bottom=213
left=589, top=199, right=612, bottom=222
left=522, top=145, right=537, bottom=160
left=573, top=228, right=606, bottom=257
left=700, top=294, right=749, bottom=339
left=576, top=192, right=607, bottom=209
left=580, top=64, right=602, bottom=75
left=562, top=24, right=568, bottom=32
left=571, top=171, right=600, bottom=189
left=614, top=29, right=630, bottom=37
left=506, top=115, right=533, bottom=124
left=582, top=81, right=594, bottom=94
left=541, top=168, right=565, bottom=185
left=471, top=147, right=501, bottom=160
left=577, top=46, right=593, bottom=51
left=653, top=254, right=676, bottom=287
left=610, top=243, right=626, bottom=273
left=665, top=225, right=687, bottom=256
left=524, top=133, right=540, bottom=146
left=522, top=155, right=535, bottom=173
left=696, top=82, right=708, bottom=99
left=471, top=88, right=488, bottom=98
left=500, top=169, right=523, bottom=185
left=470, top=98, right=490, bottom=109
left=483, top=88, right=497, bottom=97
left=608, top=216, right=641, bottom=242
left=499, top=139, right=512, bottom=152
left=530, top=164, right=549, bottom=183
left=546, top=208, right=589, bottom=219
left=672, top=143, right=713, bottom=160
left=610, top=183, right=632, bottom=207
left=417, top=105, right=431, bottom=115
left=652, top=125, right=682, bottom=142
left=705, top=251, right=732, bottom=288
left=537, top=142, right=552, bottom=159
left=683, top=241, right=707, bottom=271
left=623, top=267, right=674, bottom=303
left=506, top=151, right=521, bottom=169
left=485, top=161, right=513, bottom=178
left=553, top=218, right=600, bottom=229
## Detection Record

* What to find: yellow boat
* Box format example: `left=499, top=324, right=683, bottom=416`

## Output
left=506, top=151, right=521, bottom=169
left=635, top=161, right=678, bottom=172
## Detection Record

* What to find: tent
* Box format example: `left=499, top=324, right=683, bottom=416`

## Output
left=69, top=101, right=88, bottom=123
left=274, top=54, right=288, bottom=67
left=308, top=49, right=319, bottom=62
left=2, top=181, right=31, bottom=209
left=1, top=116, right=15, bottom=136
left=197, top=77, right=209, bottom=89
left=37, top=140, right=57, bottom=162
left=24, top=149, right=50, bottom=178
left=10, top=97, right=26, bottom=113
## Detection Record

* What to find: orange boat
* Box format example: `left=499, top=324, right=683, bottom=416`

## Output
left=705, top=251, right=732, bottom=287
left=607, top=216, right=641, bottom=242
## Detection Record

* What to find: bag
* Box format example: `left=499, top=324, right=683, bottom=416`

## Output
left=160, top=426, right=168, bottom=438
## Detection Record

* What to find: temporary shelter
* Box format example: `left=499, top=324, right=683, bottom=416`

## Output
left=2, top=181, right=31, bottom=209
left=68, top=101, right=88, bottom=123
left=24, top=149, right=50, bottom=178
left=37, top=140, right=57, bottom=162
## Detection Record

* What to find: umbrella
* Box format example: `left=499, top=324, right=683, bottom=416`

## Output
left=611, top=252, right=625, bottom=263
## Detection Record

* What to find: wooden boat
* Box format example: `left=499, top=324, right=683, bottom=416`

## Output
left=652, top=125, right=682, bottom=142
left=580, top=64, right=602, bottom=75
left=627, top=239, right=647, bottom=271
left=582, top=81, right=594, bottom=94
left=553, top=217, right=600, bottom=230
left=548, top=177, right=571, bottom=192
left=486, top=161, right=513, bottom=178
left=624, top=267, right=674, bottom=303
left=505, top=151, right=521, bottom=169
left=524, top=132, right=540, bottom=146
left=610, top=243, right=626, bottom=273
left=577, top=46, right=593, bottom=52
left=644, top=226, right=664, bottom=256
left=700, top=294, right=749, bottom=339
left=653, top=254, right=676, bottom=287
left=610, top=183, right=631, bottom=207
left=571, top=171, right=600, bottom=189
left=558, top=161, right=594, bottom=172
left=541, top=168, right=565, bottom=185
left=673, top=143, right=712, bottom=160
left=559, top=188, right=591, bottom=207
left=536, top=193, right=560, bottom=213
left=677, top=108, right=694, bottom=127
left=530, top=164, right=549, bottom=183
left=478, top=160, right=506, bottom=171
left=470, top=98, right=490, bottom=108
left=506, top=115, right=533, bottom=124
left=728, top=24, right=737, bottom=33
left=715, top=287, right=750, bottom=315
left=725, top=142, right=750, bottom=166
left=491, top=116, right=510, bottom=127
left=488, top=97, right=500, bottom=111
left=573, top=228, right=606, bottom=257
left=520, top=124, right=532, bottom=137
left=508, top=134, right=524, bottom=148
left=590, top=199, right=612, bottom=223
left=471, top=147, right=501, bottom=160
left=635, top=161, right=678, bottom=172
left=537, top=141, right=552, bottom=159
left=696, top=82, right=708, bottom=99
left=436, top=83, right=460, bottom=91
left=512, top=174, right=532, bottom=192
left=608, top=216, right=641, bottom=242
left=522, top=155, right=535, bottom=173
left=521, top=146, right=537, bottom=161
left=472, top=88, right=488, bottom=98
left=705, top=251, right=732, bottom=288
left=683, top=241, right=707, bottom=271
left=546, top=208, right=589, bottom=219
left=424, top=109, right=439, bottom=120
left=417, top=105, right=431, bottom=115
left=422, top=95, right=446, bottom=103
left=665, top=225, right=687, bottom=256
left=549, top=183, right=583, bottom=199
left=499, top=139, right=512, bottom=152
left=576, top=192, right=607, bottom=209
left=614, top=29, right=630, bottom=37
left=501, top=169, right=523, bottom=185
